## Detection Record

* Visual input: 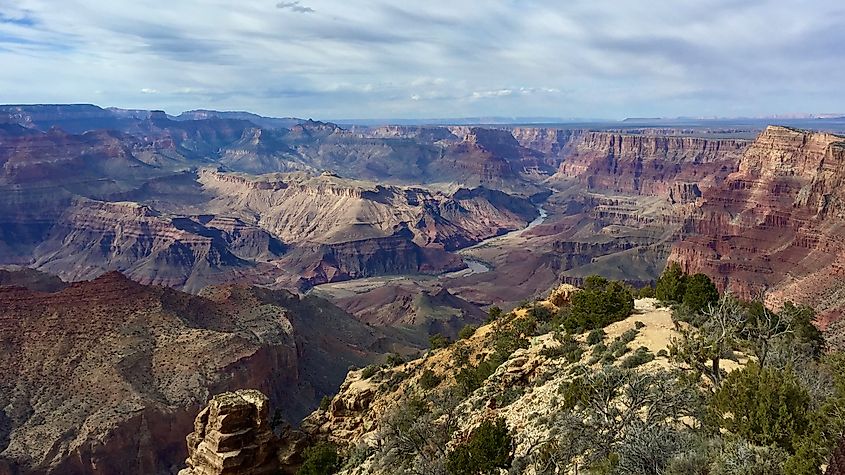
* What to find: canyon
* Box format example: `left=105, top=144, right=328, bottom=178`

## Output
left=4, top=104, right=845, bottom=473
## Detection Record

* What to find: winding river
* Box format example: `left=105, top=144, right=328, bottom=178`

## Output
left=441, top=205, right=548, bottom=279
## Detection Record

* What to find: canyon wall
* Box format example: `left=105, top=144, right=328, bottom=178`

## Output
left=0, top=273, right=389, bottom=474
left=670, top=126, right=845, bottom=324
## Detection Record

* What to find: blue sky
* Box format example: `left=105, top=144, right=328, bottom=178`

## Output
left=0, top=0, right=843, bottom=119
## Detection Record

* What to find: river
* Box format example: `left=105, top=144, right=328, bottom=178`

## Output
left=441, top=205, right=548, bottom=279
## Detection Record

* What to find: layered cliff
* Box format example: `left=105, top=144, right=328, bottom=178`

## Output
left=670, top=126, right=845, bottom=323
left=28, top=199, right=284, bottom=292
left=199, top=169, right=537, bottom=251
left=553, top=131, right=749, bottom=197
left=0, top=272, right=388, bottom=474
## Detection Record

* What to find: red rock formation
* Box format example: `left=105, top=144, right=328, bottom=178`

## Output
left=554, top=132, right=749, bottom=197
left=0, top=272, right=387, bottom=474
left=670, top=126, right=845, bottom=324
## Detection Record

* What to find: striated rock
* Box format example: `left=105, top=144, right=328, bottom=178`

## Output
left=179, top=390, right=279, bottom=475
left=670, top=126, right=845, bottom=323
left=553, top=131, right=749, bottom=196
left=199, top=169, right=537, bottom=251
left=0, top=272, right=389, bottom=474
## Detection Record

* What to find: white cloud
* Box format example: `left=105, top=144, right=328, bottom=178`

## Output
left=0, top=0, right=843, bottom=119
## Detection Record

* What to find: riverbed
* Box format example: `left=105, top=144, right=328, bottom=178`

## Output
left=311, top=205, right=549, bottom=297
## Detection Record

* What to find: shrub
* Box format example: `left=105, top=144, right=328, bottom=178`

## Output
left=620, top=328, right=639, bottom=344
left=656, top=262, right=687, bottom=303
left=459, top=324, right=479, bottom=340
left=528, top=303, right=554, bottom=323
left=620, top=347, right=655, bottom=369
left=385, top=353, right=404, bottom=367
left=446, top=417, right=514, bottom=474
left=634, top=321, right=646, bottom=330
left=637, top=286, right=656, bottom=298
left=540, top=335, right=583, bottom=363
left=428, top=333, right=450, bottom=350
left=487, top=305, right=503, bottom=322
left=298, top=442, right=341, bottom=475
left=682, top=273, right=720, bottom=313
left=360, top=365, right=378, bottom=380
left=657, top=349, right=669, bottom=358
left=587, top=328, right=606, bottom=345
left=418, top=369, right=441, bottom=390
left=319, top=395, right=332, bottom=411
left=710, top=363, right=812, bottom=454
left=563, top=276, right=634, bottom=332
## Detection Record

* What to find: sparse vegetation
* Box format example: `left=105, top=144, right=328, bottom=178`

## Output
left=458, top=324, right=478, bottom=340
left=620, top=346, right=655, bottom=368
left=446, top=417, right=514, bottom=475
left=418, top=369, right=441, bottom=390
left=587, top=328, right=606, bottom=345
left=560, top=275, right=634, bottom=332
left=327, top=268, right=845, bottom=475
left=298, top=442, right=341, bottom=475
left=428, top=333, right=450, bottom=350
left=360, top=364, right=378, bottom=380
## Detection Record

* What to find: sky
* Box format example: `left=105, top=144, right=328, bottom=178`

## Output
left=0, top=0, right=843, bottom=120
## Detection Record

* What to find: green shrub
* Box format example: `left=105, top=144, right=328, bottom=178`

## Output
left=682, top=273, right=719, bottom=313
left=620, top=328, right=639, bottom=343
left=711, top=363, right=812, bottom=454
left=428, top=333, right=450, bottom=350
left=298, top=442, right=341, bottom=475
left=418, top=369, right=441, bottom=390
left=487, top=305, right=503, bottom=323
left=634, top=320, right=646, bottom=330
left=540, top=335, right=583, bottom=363
left=620, top=347, right=655, bottom=368
left=592, top=342, right=607, bottom=357
left=528, top=304, right=555, bottom=323
left=446, top=417, right=514, bottom=474
left=385, top=353, right=404, bottom=367
left=360, top=365, right=378, bottom=380
left=562, top=276, right=634, bottom=332
left=637, top=286, right=656, bottom=298
left=657, top=349, right=669, bottom=358
left=587, top=328, right=606, bottom=345
left=459, top=324, right=479, bottom=340
left=494, top=387, right=524, bottom=407
left=656, top=262, right=687, bottom=303
left=319, top=395, right=332, bottom=411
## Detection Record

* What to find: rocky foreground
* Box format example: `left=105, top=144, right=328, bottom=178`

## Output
left=0, top=272, right=399, bottom=474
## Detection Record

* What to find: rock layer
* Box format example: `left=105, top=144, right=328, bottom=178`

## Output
left=0, top=273, right=387, bottom=474
left=670, top=126, right=845, bottom=323
left=179, top=390, right=279, bottom=475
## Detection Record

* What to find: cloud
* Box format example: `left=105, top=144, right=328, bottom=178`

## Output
left=276, top=1, right=314, bottom=14
left=0, top=0, right=843, bottom=119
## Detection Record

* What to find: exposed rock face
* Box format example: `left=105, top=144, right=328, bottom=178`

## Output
left=670, top=126, right=845, bottom=323
left=179, top=390, right=279, bottom=475
left=279, top=229, right=465, bottom=290
left=199, top=169, right=537, bottom=251
left=28, top=198, right=285, bottom=292
left=553, top=132, right=749, bottom=197
left=0, top=272, right=388, bottom=474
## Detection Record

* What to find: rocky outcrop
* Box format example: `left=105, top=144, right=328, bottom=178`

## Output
left=179, top=390, right=279, bottom=475
left=670, top=126, right=845, bottom=323
left=0, top=273, right=388, bottom=474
